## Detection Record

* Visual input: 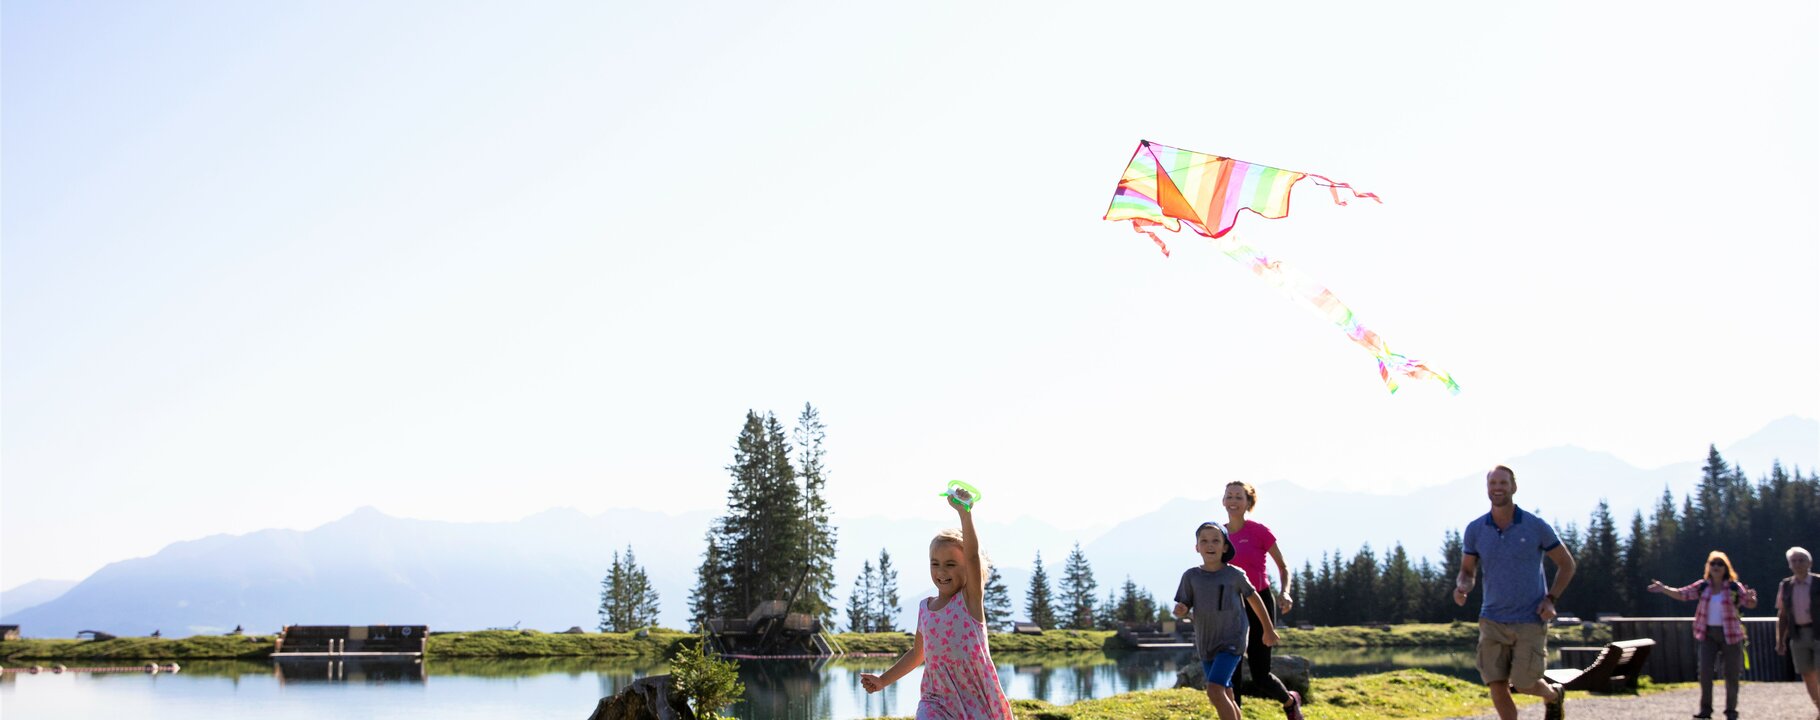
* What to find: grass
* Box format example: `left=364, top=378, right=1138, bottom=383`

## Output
left=1, top=622, right=1613, bottom=661
left=426, top=629, right=694, bottom=657
left=877, top=667, right=1688, bottom=720
left=833, top=630, right=1116, bottom=655
left=1, top=629, right=695, bottom=661
left=1274, top=621, right=1612, bottom=648
left=0, top=635, right=276, bottom=662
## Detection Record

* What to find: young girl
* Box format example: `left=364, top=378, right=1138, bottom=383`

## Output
left=860, top=489, right=1013, bottom=719
left=1176, top=521, right=1279, bottom=720
left=1223, top=481, right=1304, bottom=719
left=1648, top=550, right=1759, bottom=720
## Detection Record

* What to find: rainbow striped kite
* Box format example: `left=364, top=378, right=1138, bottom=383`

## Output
left=1104, top=140, right=1458, bottom=394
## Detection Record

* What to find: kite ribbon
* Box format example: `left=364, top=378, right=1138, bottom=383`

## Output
left=1209, top=234, right=1460, bottom=395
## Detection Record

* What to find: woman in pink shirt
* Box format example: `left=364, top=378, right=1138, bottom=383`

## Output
left=1223, top=481, right=1304, bottom=720
left=1648, top=550, right=1759, bottom=720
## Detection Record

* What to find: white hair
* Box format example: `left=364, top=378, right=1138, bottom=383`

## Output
left=1789, top=546, right=1812, bottom=562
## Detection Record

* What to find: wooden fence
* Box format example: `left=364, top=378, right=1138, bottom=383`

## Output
left=1607, top=617, right=1795, bottom=682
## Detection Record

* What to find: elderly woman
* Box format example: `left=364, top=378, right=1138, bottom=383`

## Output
left=1649, top=550, right=1759, bottom=720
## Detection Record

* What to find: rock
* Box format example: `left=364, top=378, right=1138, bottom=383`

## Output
left=586, top=674, right=695, bottom=720
left=564, top=627, right=587, bottom=635
left=1174, top=654, right=1314, bottom=701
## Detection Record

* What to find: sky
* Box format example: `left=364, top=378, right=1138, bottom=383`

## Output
left=3, top=0, right=1817, bottom=591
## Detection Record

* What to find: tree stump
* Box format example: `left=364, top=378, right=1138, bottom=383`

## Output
left=585, top=674, right=696, bottom=720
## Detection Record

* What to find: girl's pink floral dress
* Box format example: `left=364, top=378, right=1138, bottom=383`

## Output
left=916, top=596, right=1014, bottom=720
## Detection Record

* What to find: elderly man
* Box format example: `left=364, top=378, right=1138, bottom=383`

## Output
left=1777, top=546, right=1820, bottom=718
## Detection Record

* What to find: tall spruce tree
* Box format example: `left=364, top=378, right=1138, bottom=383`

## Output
left=1025, top=551, right=1057, bottom=629
left=792, top=404, right=839, bottom=623
left=1059, top=543, right=1099, bottom=630
left=847, top=560, right=876, bottom=633
left=601, top=549, right=628, bottom=632
left=601, top=546, right=660, bottom=632
left=688, top=531, right=732, bottom=628
left=1380, top=544, right=1421, bottom=623
left=716, top=410, right=807, bottom=616
left=874, top=549, right=901, bottom=632
left=984, top=565, right=1013, bottom=632
left=1574, top=500, right=1623, bottom=618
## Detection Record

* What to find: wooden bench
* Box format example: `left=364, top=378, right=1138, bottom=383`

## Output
left=1544, top=638, right=1654, bottom=693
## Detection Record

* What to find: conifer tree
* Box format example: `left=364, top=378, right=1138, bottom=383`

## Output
left=793, top=404, right=839, bottom=623
left=688, top=532, right=732, bottom=628
left=601, top=546, right=661, bottom=632
left=601, top=549, right=628, bottom=632
left=1096, top=588, right=1119, bottom=630
left=1025, top=551, right=1057, bottom=629
left=846, top=560, right=876, bottom=632
left=1059, top=543, right=1099, bottom=630
left=1574, top=500, right=1623, bottom=618
left=983, top=565, right=1013, bottom=632
left=1380, top=544, right=1421, bottom=623
left=717, top=410, right=806, bottom=615
left=624, top=546, right=661, bottom=629
left=1340, top=544, right=1379, bottom=624
left=874, top=549, right=900, bottom=632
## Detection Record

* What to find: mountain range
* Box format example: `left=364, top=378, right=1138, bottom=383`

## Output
left=4, top=416, right=1812, bottom=638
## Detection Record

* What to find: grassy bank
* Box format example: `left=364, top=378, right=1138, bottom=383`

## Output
left=2, top=622, right=1609, bottom=661
left=0, top=629, right=694, bottom=661
left=838, top=622, right=1608, bottom=655
left=0, top=635, right=276, bottom=661
left=427, top=629, right=693, bottom=657
left=1276, top=621, right=1611, bottom=648
left=878, top=668, right=1682, bottom=720
left=834, top=630, right=1115, bottom=655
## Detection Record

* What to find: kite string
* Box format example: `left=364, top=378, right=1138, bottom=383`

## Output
left=1208, top=234, right=1459, bottom=395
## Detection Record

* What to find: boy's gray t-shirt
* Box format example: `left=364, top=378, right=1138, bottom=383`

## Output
left=1174, top=565, right=1257, bottom=659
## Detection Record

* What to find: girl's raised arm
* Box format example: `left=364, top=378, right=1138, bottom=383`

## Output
left=951, top=492, right=988, bottom=623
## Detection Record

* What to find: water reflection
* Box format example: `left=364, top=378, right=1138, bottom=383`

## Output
left=272, top=657, right=426, bottom=684
left=0, top=647, right=1489, bottom=720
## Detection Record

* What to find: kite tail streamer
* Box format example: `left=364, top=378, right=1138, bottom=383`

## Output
left=1210, top=235, right=1460, bottom=395
left=1129, top=218, right=1172, bottom=256
left=1306, top=174, right=1384, bottom=206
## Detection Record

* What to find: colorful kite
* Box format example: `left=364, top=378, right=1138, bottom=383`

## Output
left=1104, top=140, right=1458, bottom=394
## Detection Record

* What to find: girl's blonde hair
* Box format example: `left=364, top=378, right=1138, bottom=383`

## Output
left=931, top=529, right=991, bottom=587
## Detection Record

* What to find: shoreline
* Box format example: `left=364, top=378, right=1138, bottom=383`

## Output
left=0, top=622, right=1609, bottom=661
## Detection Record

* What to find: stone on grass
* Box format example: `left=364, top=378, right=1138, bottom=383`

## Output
left=1174, top=654, right=1313, bottom=701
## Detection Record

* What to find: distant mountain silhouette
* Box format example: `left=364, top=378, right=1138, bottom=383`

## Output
left=4, top=416, right=1810, bottom=638
left=0, top=579, right=77, bottom=616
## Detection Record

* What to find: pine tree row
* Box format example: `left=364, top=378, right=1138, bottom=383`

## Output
left=1292, top=448, right=1819, bottom=625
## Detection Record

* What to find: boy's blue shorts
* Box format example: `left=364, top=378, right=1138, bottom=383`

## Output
left=1200, top=651, right=1243, bottom=688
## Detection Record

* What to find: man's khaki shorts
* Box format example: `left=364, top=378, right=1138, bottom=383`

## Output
left=1793, top=625, right=1819, bottom=675
left=1478, top=617, right=1548, bottom=688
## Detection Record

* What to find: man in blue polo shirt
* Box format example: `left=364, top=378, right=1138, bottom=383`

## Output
left=1454, top=464, right=1577, bottom=720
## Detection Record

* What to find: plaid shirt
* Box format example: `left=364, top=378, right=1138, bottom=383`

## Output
left=1672, top=579, right=1751, bottom=644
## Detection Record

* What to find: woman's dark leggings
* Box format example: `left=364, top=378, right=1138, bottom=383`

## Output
left=1241, top=585, right=1293, bottom=704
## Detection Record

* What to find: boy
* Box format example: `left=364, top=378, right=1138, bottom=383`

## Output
left=1176, top=521, right=1280, bottom=720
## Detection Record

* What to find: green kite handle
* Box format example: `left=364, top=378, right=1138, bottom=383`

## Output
left=938, top=480, right=982, bottom=510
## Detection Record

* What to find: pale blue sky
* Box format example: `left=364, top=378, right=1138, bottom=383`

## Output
left=4, top=0, right=1816, bottom=590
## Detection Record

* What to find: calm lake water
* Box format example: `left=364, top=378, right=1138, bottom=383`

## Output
left=0, top=648, right=1488, bottom=720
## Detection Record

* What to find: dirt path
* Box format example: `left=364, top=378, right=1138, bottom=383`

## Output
left=1444, top=682, right=1816, bottom=720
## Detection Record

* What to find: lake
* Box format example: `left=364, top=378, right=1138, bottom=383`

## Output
left=0, top=647, right=1487, bottom=719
